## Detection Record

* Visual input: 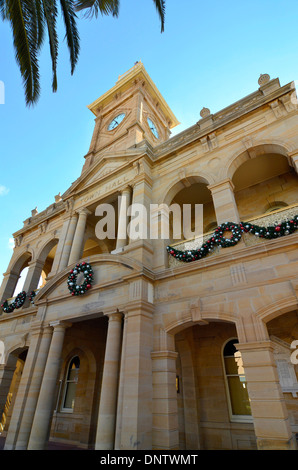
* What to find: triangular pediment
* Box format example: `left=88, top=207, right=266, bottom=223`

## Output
left=61, top=146, right=146, bottom=199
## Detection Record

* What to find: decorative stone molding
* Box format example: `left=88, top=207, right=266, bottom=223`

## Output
left=14, top=235, right=23, bottom=247
left=258, top=73, right=270, bottom=86
left=269, top=99, right=287, bottom=119
left=38, top=221, right=47, bottom=235
left=190, top=299, right=209, bottom=325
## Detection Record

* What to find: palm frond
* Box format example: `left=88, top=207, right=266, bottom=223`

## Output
left=152, top=0, right=165, bottom=32
left=4, top=0, right=40, bottom=105
left=40, top=0, right=58, bottom=92
left=32, top=0, right=45, bottom=48
left=74, top=0, right=119, bottom=19
left=60, top=0, right=80, bottom=74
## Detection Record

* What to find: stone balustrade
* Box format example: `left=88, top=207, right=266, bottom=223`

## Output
left=168, top=203, right=298, bottom=267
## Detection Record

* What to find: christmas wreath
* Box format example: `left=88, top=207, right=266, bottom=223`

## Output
left=167, top=215, right=298, bottom=263
left=1, top=291, right=27, bottom=313
left=67, top=262, right=94, bottom=296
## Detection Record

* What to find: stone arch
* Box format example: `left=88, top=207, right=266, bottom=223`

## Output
left=256, top=296, right=298, bottom=325
left=82, top=236, right=110, bottom=258
left=157, top=174, right=217, bottom=239
left=35, top=237, right=59, bottom=264
left=8, top=250, right=32, bottom=276
left=224, top=142, right=293, bottom=182
left=160, top=174, right=214, bottom=206
left=163, top=310, right=240, bottom=336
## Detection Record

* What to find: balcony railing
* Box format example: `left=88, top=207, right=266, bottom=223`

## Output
left=168, top=203, right=298, bottom=267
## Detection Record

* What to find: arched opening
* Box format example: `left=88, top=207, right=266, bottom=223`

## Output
left=232, top=153, right=298, bottom=221
left=7, top=252, right=32, bottom=300
left=49, top=317, right=108, bottom=449
left=174, top=321, right=256, bottom=450
left=81, top=237, right=109, bottom=259
left=163, top=177, right=216, bottom=243
left=0, top=348, right=28, bottom=436
left=266, top=310, right=298, bottom=436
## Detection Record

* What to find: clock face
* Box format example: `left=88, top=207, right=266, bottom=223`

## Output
left=108, top=113, right=126, bottom=131
left=147, top=118, right=159, bottom=139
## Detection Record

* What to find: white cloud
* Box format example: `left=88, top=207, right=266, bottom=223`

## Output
left=0, top=185, right=9, bottom=196
left=8, top=238, right=14, bottom=250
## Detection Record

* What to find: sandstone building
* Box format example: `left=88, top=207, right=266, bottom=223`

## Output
left=0, top=62, right=298, bottom=450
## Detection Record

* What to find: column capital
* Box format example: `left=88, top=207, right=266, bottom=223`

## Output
left=236, top=340, right=275, bottom=353
left=207, top=178, right=235, bottom=193
left=119, top=185, right=132, bottom=195
left=27, top=259, right=45, bottom=269
left=49, top=320, right=72, bottom=330
left=76, top=207, right=92, bottom=217
left=29, top=322, right=53, bottom=336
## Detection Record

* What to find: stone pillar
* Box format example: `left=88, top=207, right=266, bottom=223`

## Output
left=22, top=260, right=44, bottom=292
left=68, top=208, right=91, bottom=265
left=115, top=187, right=132, bottom=251
left=14, top=326, right=53, bottom=449
left=289, top=151, right=298, bottom=174
left=208, top=178, right=240, bottom=225
left=95, top=311, right=123, bottom=450
left=0, top=271, right=20, bottom=304
left=116, top=301, right=153, bottom=450
left=4, top=324, right=53, bottom=450
left=151, top=337, right=179, bottom=449
left=0, top=359, right=17, bottom=429
left=49, top=213, right=78, bottom=274
left=27, top=321, right=71, bottom=450
left=237, top=340, right=297, bottom=450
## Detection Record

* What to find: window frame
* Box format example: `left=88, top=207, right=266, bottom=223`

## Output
left=60, top=355, right=80, bottom=413
left=222, top=338, right=253, bottom=423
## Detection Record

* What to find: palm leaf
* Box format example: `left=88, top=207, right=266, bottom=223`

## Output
left=60, top=0, right=80, bottom=74
left=32, top=0, right=46, bottom=48
left=41, top=0, right=58, bottom=92
left=74, top=0, right=119, bottom=19
left=4, top=0, right=40, bottom=105
left=152, top=0, right=165, bottom=32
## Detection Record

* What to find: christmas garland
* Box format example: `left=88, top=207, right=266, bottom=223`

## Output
left=167, top=215, right=298, bottom=263
left=29, top=290, right=36, bottom=304
left=1, top=291, right=27, bottom=313
left=67, top=262, right=94, bottom=296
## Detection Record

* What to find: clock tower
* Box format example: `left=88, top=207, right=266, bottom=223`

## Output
left=82, top=62, right=179, bottom=173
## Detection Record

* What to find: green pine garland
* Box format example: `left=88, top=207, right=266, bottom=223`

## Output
left=167, top=215, right=298, bottom=263
left=1, top=291, right=27, bottom=313
left=67, top=262, right=94, bottom=296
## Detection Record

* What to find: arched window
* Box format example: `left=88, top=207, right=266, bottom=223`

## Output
left=62, top=356, right=80, bottom=412
left=223, top=339, right=252, bottom=420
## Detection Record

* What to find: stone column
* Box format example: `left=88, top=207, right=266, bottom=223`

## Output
left=14, top=326, right=53, bottom=449
left=22, top=260, right=44, bottom=293
left=116, top=301, right=154, bottom=450
left=237, top=340, right=297, bottom=450
left=289, top=151, right=298, bottom=174
left=27, top=321, right=71, bottom=450
left=208, top=178, right=240, bottom=225
left=4, top=324, right=53, bottom=450
left=115, top=187, right=132, bottom=251
left=95, top=311, right=123, bottom=450
left=68, top=208, right=91, bottom=265
left=49, top=213, right=78, bottom=274
left=151, top=343, right=179, bottom=449
left=0, top=359, right=18, bottom=429
left=0, top=271, right=20, bottom=304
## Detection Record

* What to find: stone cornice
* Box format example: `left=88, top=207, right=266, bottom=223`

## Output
left=152, top=81, right=296, bottom=161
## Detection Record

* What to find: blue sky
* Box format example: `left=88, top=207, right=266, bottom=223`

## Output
left=1, top=0, right=298, bottom=285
